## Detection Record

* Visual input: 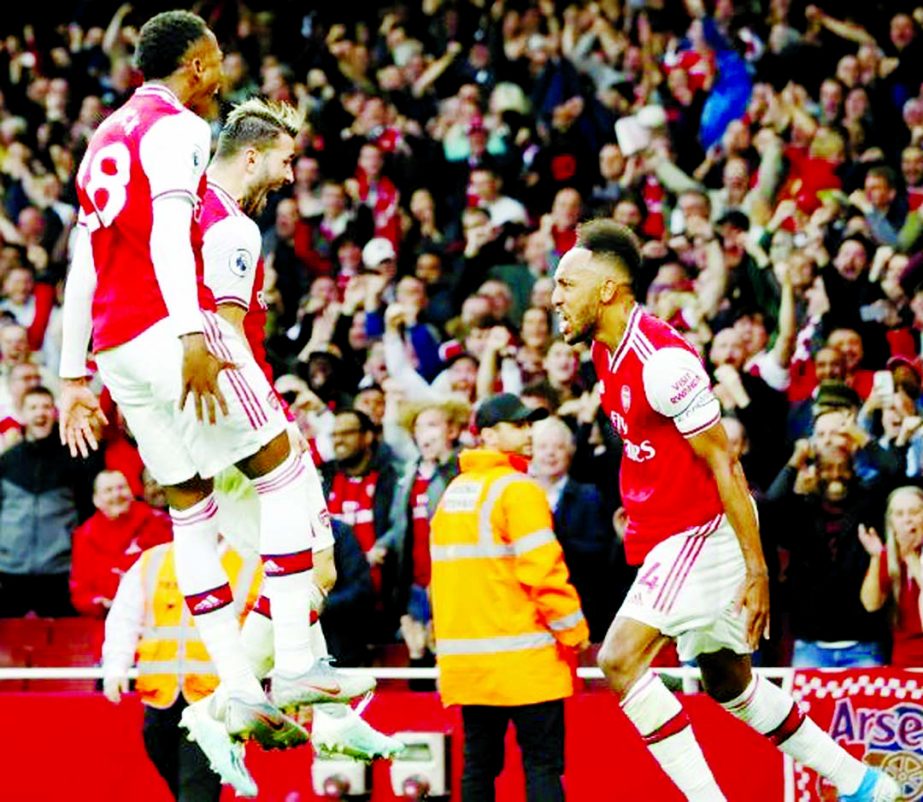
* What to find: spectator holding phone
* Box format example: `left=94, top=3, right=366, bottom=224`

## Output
left=858, top=373, right=923, bottom=478
left=764, top=417, right=890, bottom=667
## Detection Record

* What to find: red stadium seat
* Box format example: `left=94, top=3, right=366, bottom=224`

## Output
left=0, top=618, right=103, bottom=692
left=0, top=617, right=53, bottom=652
left=47, top=618, right=104, bottom=658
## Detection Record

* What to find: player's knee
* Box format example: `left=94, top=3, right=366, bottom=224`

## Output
left=238, top=431, right=291, bottom=479
left=164, top=475, right=212, bottom=510
left=596, top=642, right=636, bottom=696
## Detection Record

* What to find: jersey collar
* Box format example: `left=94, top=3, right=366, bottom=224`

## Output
left=608, top=303, right=642, bottom=372
left=135, top=82, right=184, bottom=109
left=207, top=180, right=242, bottom=214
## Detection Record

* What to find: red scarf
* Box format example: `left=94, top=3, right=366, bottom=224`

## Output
left=355, top=169, right=401, bottom=248
left=641, top=176, right=665, bottom=239
left=410, top=472, right=432, bottom=588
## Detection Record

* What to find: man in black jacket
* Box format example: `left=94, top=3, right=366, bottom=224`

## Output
left=320, top=408, right=401, bottom=641
left=322, top=520, right=376, bottom=667
left=764, top=435, right=889, bottom=667
left=531, top=415, right=616, bottom=641
left=0, top=386, right=100, bottom=615
left=708, top=326, right=789, bottom=490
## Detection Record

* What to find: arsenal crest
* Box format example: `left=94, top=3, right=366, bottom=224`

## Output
left=621, top=385, right=631, bottom=411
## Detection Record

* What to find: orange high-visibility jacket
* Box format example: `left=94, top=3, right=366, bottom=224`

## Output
left=134, top=544, right=261, bottom=709
left=430, top=449, right=589, bottom=707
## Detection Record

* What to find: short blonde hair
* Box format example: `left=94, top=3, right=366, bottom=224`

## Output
left=216, top=97, right=304, bottom=159
left=398, top=398, right=471, bottom=434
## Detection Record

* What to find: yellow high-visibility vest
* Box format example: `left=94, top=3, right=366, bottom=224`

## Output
left=134, top=544, right=261, bottom=709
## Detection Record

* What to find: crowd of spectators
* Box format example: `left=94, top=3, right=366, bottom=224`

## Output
left=3, top=0, right=923, bottom=669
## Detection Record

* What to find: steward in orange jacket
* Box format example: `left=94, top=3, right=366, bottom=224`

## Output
left=430, top=393, right=589, bottom=802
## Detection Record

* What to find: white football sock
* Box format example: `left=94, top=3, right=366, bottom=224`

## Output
left=240, top=586, right=327, bottom=680
left=309, top=604, right=329, bottom=659
left=240, top=599, right=275, bottom=680
left=254, top=453, right=316, bottom=676
left=307, top=621, right=351, bottom=719
left=722, top=675, right=866, bottom=796
left=621, top=671, right=726, bottom=801
left=171, top=496, right=262, bottom=699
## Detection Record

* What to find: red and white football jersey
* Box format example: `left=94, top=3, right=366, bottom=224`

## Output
left=592, top=304, right=724, bottom=565
left=76, top=84, right=213, bottom=352
left=199, top=182, right=271, bottom=384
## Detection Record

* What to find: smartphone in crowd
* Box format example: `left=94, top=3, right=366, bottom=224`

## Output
left=872, top=370, right=894, bottom=399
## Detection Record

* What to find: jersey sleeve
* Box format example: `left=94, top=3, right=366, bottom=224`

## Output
left=202, top=215, right=262, bottom=308
left=642, top=346, right=721, bottom=438
left=138, top=111, right=210, bottom=203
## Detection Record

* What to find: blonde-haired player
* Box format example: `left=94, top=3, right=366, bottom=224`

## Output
left=183, top=96, right=403, bottom=794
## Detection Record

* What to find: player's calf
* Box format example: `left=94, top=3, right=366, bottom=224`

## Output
left=718, top=671, right=877, bottom=799
left=619, top=669, right=726, bottom=801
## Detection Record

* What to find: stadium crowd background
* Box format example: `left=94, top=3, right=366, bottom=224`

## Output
left=2, top=0, right=923, bottom=671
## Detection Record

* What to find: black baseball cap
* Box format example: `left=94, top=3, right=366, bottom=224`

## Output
left=475, top=393, right=549, bottom=431
left=716, top=210, right=750, bottom=232
left=812, top=380, right=861, bottom=420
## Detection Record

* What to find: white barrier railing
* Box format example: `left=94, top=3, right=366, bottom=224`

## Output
left=0, top=666, right=796, bottom=682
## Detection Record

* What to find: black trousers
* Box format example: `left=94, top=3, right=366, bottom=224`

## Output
left=0, top=572, right=75, bottom=617
left=461, top=699, right=566, bottom=802
left=143, top=698, right=222, bottom=802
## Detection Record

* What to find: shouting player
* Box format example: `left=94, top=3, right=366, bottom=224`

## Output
left=552, top=220, right=898, bottom=802
left=57, top=10, right=338, bottom=756
left=182, top=97, right=402, bottom=789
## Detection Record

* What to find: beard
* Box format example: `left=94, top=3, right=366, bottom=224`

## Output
left=563, top=320, right=593, bottom=345
left=556, top=306, right=594, bottom=346
left=335, top=448, right=368, bottom=472
left=240, top=186, right=270, bottom=217
left=189, top=93, right=219, bottom=121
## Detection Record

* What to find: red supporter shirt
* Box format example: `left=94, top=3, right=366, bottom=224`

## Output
left=592, top=305, right=725, bottom=565
left=0, top=411, right=22, bottom=438
left=328, top=471, right=382, bottom=593
left=779, top=145, right=842, bottom=215
left=552, top=226, right=578, bottom=256
left=878, top=557, right=923, bottom=668
left=909, top=187, right=923, bottom=212
left=662, top=50, right=715, bottom=94
left=410, top=472, right=432, bottom=588
left=69, top=501, right=172, bottom=617
left=76, top=84, right=213, bottom=352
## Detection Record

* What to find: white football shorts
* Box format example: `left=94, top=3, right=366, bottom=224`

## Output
left=95, top=311, right=285, bottom=485
left=617, top=515, right=751, bottom=662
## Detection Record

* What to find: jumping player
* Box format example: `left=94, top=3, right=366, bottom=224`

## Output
left=57, top=10, right=324, bottom=752
left=181, top=97, right=401, bottom=791
left=551, top=219, right=898, bottom=802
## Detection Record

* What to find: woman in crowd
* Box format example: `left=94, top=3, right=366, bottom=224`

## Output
left=860, top=486, right=923, bottom=667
